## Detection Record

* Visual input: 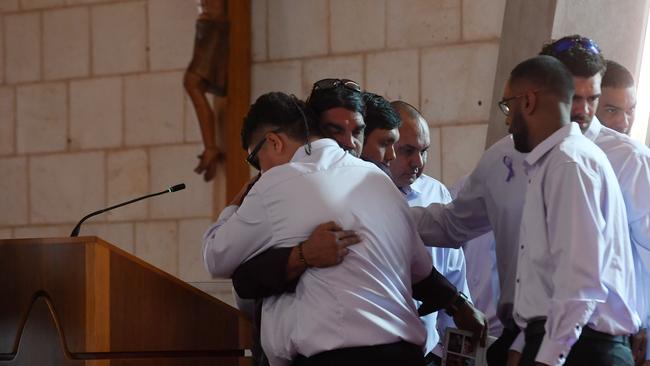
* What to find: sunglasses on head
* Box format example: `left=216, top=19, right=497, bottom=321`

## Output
left=551, top=37, right=600, bottom=55
left=311, top=78, right=362, bottom=94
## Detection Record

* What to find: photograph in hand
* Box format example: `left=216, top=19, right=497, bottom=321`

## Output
left=443, top=328, right=495, bottom=366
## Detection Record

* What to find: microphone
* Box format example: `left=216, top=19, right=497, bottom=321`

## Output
left=70, top=183, right=186, bottom=237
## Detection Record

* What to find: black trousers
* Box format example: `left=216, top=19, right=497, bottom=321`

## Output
left=487, top=325, right=521, bottom=366
left=293, top=341, right=425, bottom=366
left=519, top=319, right=633, bottom=366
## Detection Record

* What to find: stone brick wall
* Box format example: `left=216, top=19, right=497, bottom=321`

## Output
left=0, top=0, right=506, bottom=305
left=251, top=0, right=505, bottom=184
left=0, top=0, right=233, bottom=305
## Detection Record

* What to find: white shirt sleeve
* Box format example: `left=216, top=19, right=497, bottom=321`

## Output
left=622, top=153, right=650, bottom=334
left=435, top=248, right=471, bottom=348
left=535, top=162, right=607, bottom=366
left=411, top=173, right=492, bottom=248
left=202, top=188, right=274, bottom=278
left=509, top=332, right=525, bottom=353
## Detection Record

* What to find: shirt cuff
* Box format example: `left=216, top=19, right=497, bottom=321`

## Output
left=509, top=332, right=525, bottom=353
left=535, top=335, right=572, bottom=366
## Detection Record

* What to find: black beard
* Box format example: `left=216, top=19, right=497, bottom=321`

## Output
left=512, top=134, right=531, bottom=153
left=511, top=111, right=532, bottom=153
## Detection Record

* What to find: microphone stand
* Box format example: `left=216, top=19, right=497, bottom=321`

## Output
left=70, top=184, right=185, bottom=237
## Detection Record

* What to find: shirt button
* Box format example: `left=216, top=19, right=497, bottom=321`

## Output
left=516, top=278, right=520, bottom=283
left=528, top=179, right=531, bottom=183
left=520, top=245, right=524, bottom=250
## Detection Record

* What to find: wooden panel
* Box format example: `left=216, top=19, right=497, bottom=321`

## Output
left=85, top=243, right=110, bottom=366
left=108, top=249, right=242, bottom=353
left=0, top=297, right=79, bottom=366
left=224, top=0, right=252, bottom=202
left=0, top=238, right=88, bottom=354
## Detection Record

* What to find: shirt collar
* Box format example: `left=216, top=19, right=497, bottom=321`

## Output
left=524, top=122, right=580, bottom=166
left=402, top=176, right=423, bottom=200
left=290, top=138, right=340, bottom=162
left=583, top=116, right=603, bottom=142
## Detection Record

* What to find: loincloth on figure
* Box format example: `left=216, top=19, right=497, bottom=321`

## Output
left=188, top=18, right=229, bottom=96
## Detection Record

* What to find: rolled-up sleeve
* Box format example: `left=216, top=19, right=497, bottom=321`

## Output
left=622, top=153, right=650, bottom=335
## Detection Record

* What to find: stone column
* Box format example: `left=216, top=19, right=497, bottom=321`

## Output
left=485, top=0, right=650, bottom=148
left=485, top=0, right=558, bottom=147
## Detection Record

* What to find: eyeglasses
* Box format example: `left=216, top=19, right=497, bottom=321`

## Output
left=311, top=78, right=362, bottom=94
left=246, top=128, right=282, bottom=171
left=551, top=37, right=600, bottom=55
left=498, top=90, right=541, bottom=116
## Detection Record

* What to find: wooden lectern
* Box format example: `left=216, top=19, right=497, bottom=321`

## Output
left=0, top=237, right=252, bottom=365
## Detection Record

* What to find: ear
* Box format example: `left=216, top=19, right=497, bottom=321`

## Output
left=523, top=90, right=538, bottom=116
left=266, top=132, right=285, bottom=153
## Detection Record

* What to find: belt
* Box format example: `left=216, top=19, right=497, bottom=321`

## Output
left=525, top=318, right=629, bottom=344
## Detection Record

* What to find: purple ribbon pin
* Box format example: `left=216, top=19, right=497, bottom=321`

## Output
left=503, top=155, right=514, bottom=182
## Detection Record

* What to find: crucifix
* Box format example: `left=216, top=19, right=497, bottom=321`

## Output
left=184, top=0, right=229, bottom=182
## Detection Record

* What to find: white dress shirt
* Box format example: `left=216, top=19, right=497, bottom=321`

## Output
left=450, top=176, right=503, bottom=338
left=585, top=117, right=650, bottom=360
left=513, top=122, right=640, bottom=366
left=405, top=174, right=471, bottom=356
left=411, top=135, right=528, bottom=326
left=203, top=138, right=434, bottom=366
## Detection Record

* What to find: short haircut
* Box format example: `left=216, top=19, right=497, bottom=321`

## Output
left=602, top=60, right=635, bottom=89
left=241, top=92, right=320, bottom=150
left=307, top=81, right=365, bottom=118
left=539, top=35, right=607, bottom=78
left=390, top=100, right=423, bottom=121
left=362, top=92, right=401, bottom=137
left=510, top=55, right=575, bottom=103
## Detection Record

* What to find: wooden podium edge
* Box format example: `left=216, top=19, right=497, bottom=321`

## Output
left=0, top=236, right=243, bottom=317
left=0, top=291, right=246, bottom=362
left=0, top=236, right=252, bottom=362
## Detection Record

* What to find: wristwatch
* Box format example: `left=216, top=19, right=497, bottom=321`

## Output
left=445, top=291, right=469, bottom=317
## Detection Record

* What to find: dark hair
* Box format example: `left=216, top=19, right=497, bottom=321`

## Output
left=307, top=81, right=365, bottom=118
left=539, top=35, right=606, bottom=78
left=602, top=60, right=635, bottom=89
left=241, top=92, right=319, bottom=150
left=510, top=55, right=575, bottom=103
left=362, top=92, right=401, bottom=137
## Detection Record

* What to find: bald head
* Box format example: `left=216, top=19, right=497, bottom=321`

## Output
left=391, top=100, right=423, bottom=121
left=389, top=101, right=430, bottom=188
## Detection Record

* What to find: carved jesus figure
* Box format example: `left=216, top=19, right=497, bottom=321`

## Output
left=184, top=0, right=229, bottom=181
